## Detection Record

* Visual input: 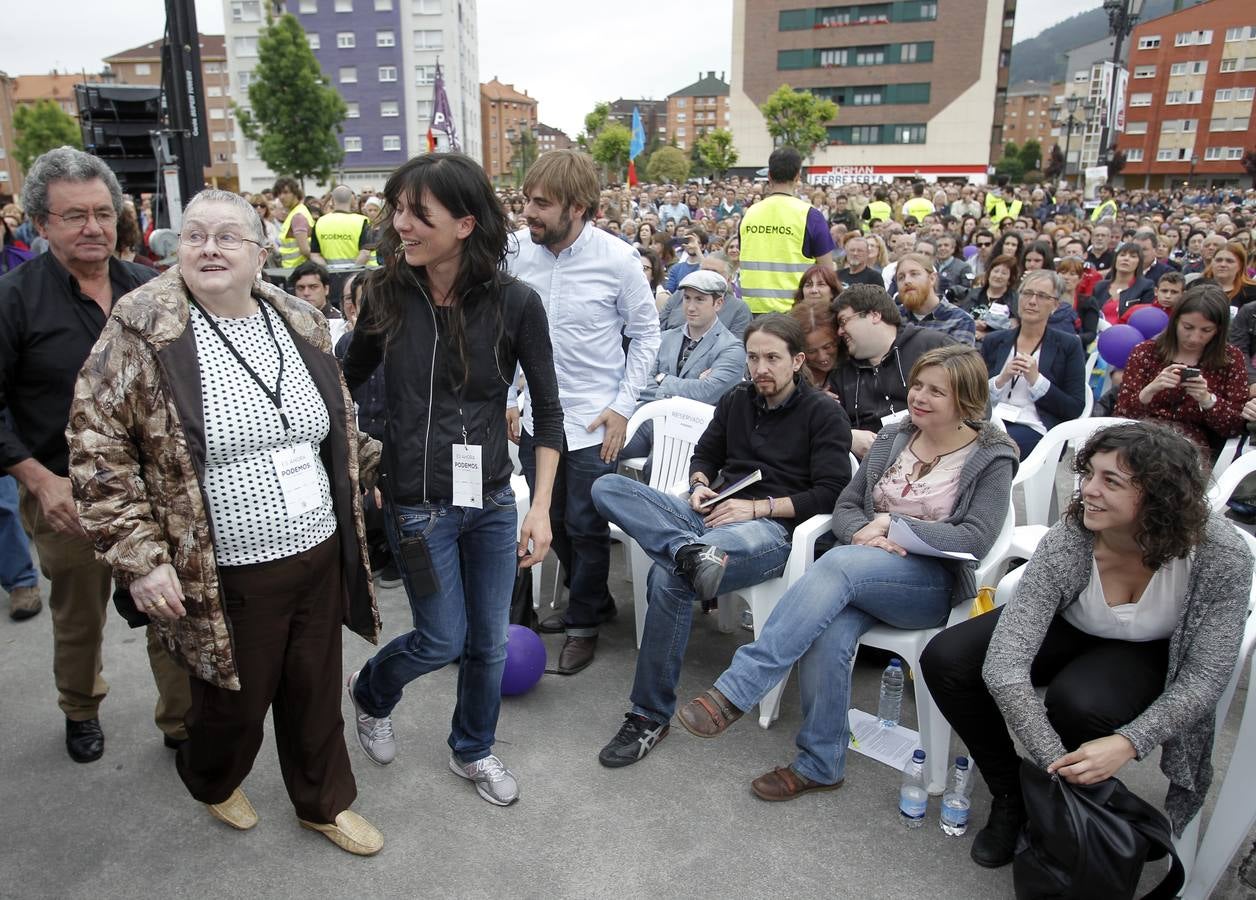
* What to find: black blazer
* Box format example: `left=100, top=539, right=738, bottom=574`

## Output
left=980, top=326, right=1088, bottom=433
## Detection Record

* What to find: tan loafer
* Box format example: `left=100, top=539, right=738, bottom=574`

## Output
left=206, top=788, right=258, bottom=830
left=299, top=809, right=384, bottom=856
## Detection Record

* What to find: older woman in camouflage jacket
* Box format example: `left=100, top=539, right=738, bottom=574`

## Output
left=67, top=190, right=384, bottom=856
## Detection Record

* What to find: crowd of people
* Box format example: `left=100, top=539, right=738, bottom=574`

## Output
left=1, top=142, right=1254, bottom=887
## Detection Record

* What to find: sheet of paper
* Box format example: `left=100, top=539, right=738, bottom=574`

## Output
left=452, top=443, right=483, bottom=509
left=847, top=708, right=920, bottom=771
left=888, top=518, right=977, bottom=561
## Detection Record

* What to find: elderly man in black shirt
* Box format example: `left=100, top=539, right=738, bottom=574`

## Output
left=0, top=147, right=190, bottom=763
left=589, top=315, right=852, bottom=767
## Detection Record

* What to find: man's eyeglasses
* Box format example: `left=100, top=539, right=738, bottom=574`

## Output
left=836, top=311, right=867, bottom=331
left=180, top=230, right=263, bottom=250
left=976, top=240, right=993, bottom=248
left=48, top=208, right=117, bottom=228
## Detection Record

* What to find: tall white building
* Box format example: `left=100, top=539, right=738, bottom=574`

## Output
left=223, top=0, right=479, bottom=196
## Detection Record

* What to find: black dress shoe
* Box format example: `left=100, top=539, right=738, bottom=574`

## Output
left=66, top=718, right=104, bottom=763
left=163, top=734, right=188, bottom=751
left=537, top=596, right=618, bottom=634
left=556, top=635, right=597, bottom=674
left=971, top=792, right=1027, bottom=868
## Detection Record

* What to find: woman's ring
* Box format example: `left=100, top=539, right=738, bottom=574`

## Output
left=153, top=596, right=168, bottom=607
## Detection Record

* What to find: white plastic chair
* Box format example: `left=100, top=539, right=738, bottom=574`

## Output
left=1175, top=526, right=1256, bottom=896
left=1081, top=349, right=1099, bottom=420
left=1211, top=435, right=1244, bottom=480
left=1009, top=417, right=1135, bottom=561
left=844, top=498, right=1018, bottom=794
left=615, top=398, right=717, bottom=648
left=1208, top=440, right=1256, bottom=511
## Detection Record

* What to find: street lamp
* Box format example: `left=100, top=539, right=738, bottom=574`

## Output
left=1099, top=0, right=1146, bottom=169
left=1050, top=96, right=1095, bottom=190
left=1189, top=154, right=1200, bottom=188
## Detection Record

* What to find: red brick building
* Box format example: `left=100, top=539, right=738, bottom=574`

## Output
left=666, top=71, right=730, bottom=152
left=480, top=78, right=538, bottom=186
left=1117, top=0, right=1255, bottom=188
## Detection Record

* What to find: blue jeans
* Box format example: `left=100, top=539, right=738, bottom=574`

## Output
left=0, top=475, right=37, bottom=592
left=714, top=544, right=953, bottom=785
left=352, top=485, right=518, bottom=764
left=591, top=473, right=791, bottom=724
left=518, top=432, right=615, bottom=635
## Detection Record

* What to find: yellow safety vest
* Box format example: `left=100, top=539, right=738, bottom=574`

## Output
left=314, top=211, right=368, bottom=262
left=985, top=194, right=1023, bottom=222
left=903, top=197, right=934, bottom=221
left=1090, top=199, right=1118, bottom=221
left=863, top=200, right=892, bottom=232
left=278, top=202, right=312, bottom=268
left=739, top=193, right=815, bottom=314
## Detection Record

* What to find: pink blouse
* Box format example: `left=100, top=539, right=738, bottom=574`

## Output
left=873, top=440, right=978, bottom=521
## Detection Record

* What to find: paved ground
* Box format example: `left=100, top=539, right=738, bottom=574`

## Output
left=2, top=543, right=1253, bottom=899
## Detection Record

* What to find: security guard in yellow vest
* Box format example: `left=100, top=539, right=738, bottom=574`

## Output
left=314, top=185, right=372, bottom=265
left=902, top=182, right=935, bottom=222
left=862, top=187, right=892, bottom=233
left=739, top=147, right=836, bottom=314
left=1090, top=184, right=1119, bottom=221
left=274, top=177, right=323, bottom=269
left=984, top=177, right=1023, bottom=222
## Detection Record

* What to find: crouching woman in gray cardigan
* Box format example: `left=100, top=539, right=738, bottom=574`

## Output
left=673, top=345, right=1018, bottom=801
left=921, top=421, right=1252, bottom=870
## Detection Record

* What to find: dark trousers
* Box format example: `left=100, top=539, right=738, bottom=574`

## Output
left=919, top=607, right=1168, bottom=798
left=177, top=535, right=355, bottom=824
left=518, top=431, right=614, bottom=634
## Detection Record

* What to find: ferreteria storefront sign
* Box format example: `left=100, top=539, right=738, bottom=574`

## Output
left=806, top=164, right=989, bottom=185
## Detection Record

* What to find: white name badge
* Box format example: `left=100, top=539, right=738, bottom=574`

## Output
left=993, top=401, right=1023, bottom=424
left=452, top=443, right=483, bottom=508
left=881, top=408, right=910, bottom=428
left=271, top=442, right=322, bottom=517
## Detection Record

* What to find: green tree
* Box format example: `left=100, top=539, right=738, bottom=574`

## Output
left=694, top=128, right=739, bottom=180
left=646, top=145, right=691, bottom=184
left=235, top=13, right=346, bottom=185
left=1019, top=139, right=1042, bottom=172
left=13, top=100, right=82, bottom=171
left=994, top=140, right=1025, bottom=182
left=758, top=85, right=837, bottom=159
left=591, top=123, right=632, bottom=182
left=578, top=101, right=611, bottom=150
left=510, top=127, right=538, bottom=187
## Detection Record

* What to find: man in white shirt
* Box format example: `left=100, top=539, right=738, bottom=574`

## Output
left=508, top=150, right=662, bottom=675
left=658, top=190, right=691, bottom=226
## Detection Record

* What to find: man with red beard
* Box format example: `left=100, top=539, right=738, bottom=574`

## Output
left=895, top=252, right=975, bottom=347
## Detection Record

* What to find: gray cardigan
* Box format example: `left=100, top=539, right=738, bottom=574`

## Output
left=832, top=420, right=1019, bottom=604
left=982, top=514, right=1253, bottom=835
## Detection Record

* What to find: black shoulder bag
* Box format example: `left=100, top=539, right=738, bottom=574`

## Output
left=1014, top=760, right=1185, bottom=900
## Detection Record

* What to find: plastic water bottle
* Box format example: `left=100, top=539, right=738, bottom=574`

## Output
left=940, top=756, right=973, bottom=836
left=899, top=749, right=928, bottom=828
left=878, top=658, right=905, bottom=727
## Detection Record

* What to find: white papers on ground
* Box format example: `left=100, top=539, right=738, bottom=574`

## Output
left=848, top=708, right=920, bottom=771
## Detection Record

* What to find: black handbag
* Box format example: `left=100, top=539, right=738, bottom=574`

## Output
left=509, top=566, right=537, bottom=630
left=1014, top=760, right=1185, bottom=900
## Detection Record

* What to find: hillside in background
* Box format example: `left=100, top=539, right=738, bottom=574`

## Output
left=1009, top=0, right=1184, bottom=84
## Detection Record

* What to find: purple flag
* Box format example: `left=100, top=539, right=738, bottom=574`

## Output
left=431, top=61, right=459, bottom=152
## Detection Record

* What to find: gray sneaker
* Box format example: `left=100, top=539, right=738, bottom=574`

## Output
left=448, top=753, right=519, bottom=806
left=347, top=671, right=395, bottom=765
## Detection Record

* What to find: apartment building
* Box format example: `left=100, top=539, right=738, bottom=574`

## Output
left=667, top=71, right=730, bottom=151
left=480, top=78, right=537, bottom=185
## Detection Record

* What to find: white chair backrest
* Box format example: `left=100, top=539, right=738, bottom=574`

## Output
left=1082, top=349, right=1099, bottom=419
left=629, top=398, right=717, bottom=493
left=975, top=495, right=1017, bottom=587
left=1014, top=417, right=1136, bottom=528
left=1210, top=443, right=1256, bottom=511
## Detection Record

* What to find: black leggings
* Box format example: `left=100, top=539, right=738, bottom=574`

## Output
left=919, top=607, right=1169, bottom=798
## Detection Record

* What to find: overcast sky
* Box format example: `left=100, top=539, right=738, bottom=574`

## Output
left=2, top=0, right=1101, bottom=138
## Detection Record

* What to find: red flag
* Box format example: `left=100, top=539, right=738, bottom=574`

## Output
left=426, top=127, right=436, bottom=153
left=627, top=160, right=637, bottom=187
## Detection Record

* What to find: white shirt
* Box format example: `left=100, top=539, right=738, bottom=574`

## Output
left=988, top=345, right=1052, bottom=435
left=508, top=223, right=661, bottom=451
left=1063, top=556, right=1189, bottom=641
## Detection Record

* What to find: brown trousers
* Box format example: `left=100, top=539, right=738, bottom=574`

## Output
left=177, top=535, right=356, bottom=824
left=19, top=486, right=190, bottom=735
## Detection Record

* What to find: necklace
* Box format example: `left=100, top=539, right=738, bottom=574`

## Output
left=902, top=432, right=977, bottom=496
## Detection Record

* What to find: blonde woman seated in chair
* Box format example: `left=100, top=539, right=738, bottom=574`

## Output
left=674, top=344, right=1017, bottom=801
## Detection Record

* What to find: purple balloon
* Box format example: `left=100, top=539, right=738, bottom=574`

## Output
left=1127, top=305, right=1170, bottom=340
left=1096, top=324, right=1145, bottom=369
left=501, top=624, right=546, bottom=696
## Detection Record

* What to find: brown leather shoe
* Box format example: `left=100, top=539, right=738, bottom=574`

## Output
left=676, top=688, right=743, bottom=738
left=8, top=585, right=42, bottom=621
left=750, top=766, right=843, bottom=802
left=556, top=635, right=597, bottom=674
